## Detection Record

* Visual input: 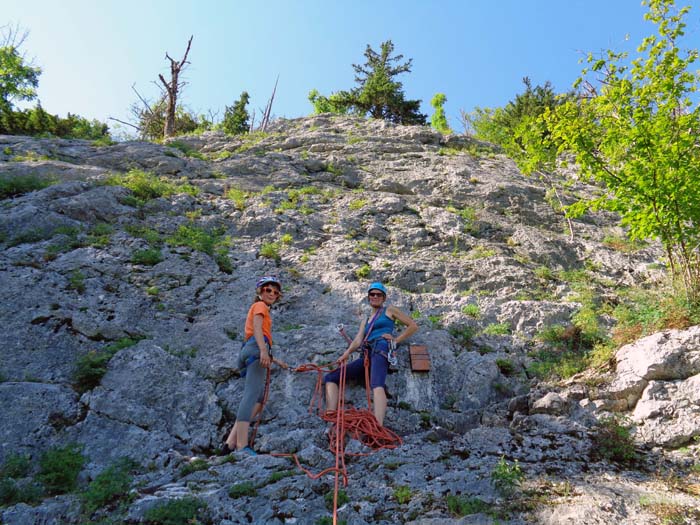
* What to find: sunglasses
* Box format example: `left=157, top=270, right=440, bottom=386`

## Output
left=262, top=287, right=281, bottom=296
left=368, top=292, right=385, bottom=298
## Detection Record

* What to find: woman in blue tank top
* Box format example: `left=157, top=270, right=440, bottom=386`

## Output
left=324, top=282, right=418, bottom=426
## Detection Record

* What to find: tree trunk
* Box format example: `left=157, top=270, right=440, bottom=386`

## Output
left=158, top=36, right=193, bottom=139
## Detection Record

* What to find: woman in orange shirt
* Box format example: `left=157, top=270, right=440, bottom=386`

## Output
left=222, top=276, right=287, bottom=455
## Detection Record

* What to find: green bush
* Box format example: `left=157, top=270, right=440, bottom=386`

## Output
left=526, top=348, right=587, bottom=380
left=167, top=141, right=205, bottom=160
left=143, top=497, right=210, bottom=525
left=73, top=351, right=113, bottom=393
left=482, top=323, right=510, bottom=336
left=73, top=338, right=141, bottom=393
left=393, top=485, right=411, bottom=504
left=38, top=444, right=85, bottom=494
left=167, top=224, right=218, bottom=255
left=225, top=186, right=248, bottom=210
left=591, top=416, right=637, bottom=465
left=348, top=198, right=367, bottom=210
left=131, top=248, right=163, bottom=266
left=267, top=470, right=295, bottom=483
left=449, top=325, right=476, bottom=346
left=228, top=481, right=257, bottom=498
left=612, top=285, right=700, bottom=346
left=0, top=478, right=43, bottom=507
left=82, top=461, right=133, bottom=515
left=0, top=173, right=55, bottom=199
left=0, top=454, right=43, bottom=507
left=495, top=358, right=515, bottom=376
left=179, top=458, right=209, bottom=477
left=490, top=456, right=524, bottom=497
left=124, top=225, right=162, bottom=245
left=68, top=270, right=86, bottom=293
left=355, top=264, right=371, bottom=279
left=461, top=304, right=480, bottom=318
left=106, top=169, right=198, bottom=203
left=446, top=494, right=489, bottom=517
left=1, top=104, right=109, bottom=140
left=1, top=454, right=31, bottom=479
left=259, top=242, right=281, bottom=262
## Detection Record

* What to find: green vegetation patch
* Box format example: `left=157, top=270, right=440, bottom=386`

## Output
left=591, top=415, right=637, bottom=465
left=143, top=497, right=211, bottom=525
left=106, top=169, right=198, bottom=203
left=166, top=223, right=233, bottom=273
left=82, top=460, right=134, bottom=515
left=228, top=481, right=257, bottom=499
left=446, top=494, right=490, bottom=517
left=0, top=173, right=55, bottom=199
left=73, top=337, right=143, bottom=393
left=491, top=456, right=525, bottom=497
left=38, top=444, right=86, bottom=494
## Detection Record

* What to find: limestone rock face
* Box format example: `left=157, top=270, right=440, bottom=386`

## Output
left=1, top=118, right=697, bottom=524
left=607, top=326, right=700, bottom=409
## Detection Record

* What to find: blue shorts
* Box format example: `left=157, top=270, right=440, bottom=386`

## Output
left=324, top=338, right=390, bottom=390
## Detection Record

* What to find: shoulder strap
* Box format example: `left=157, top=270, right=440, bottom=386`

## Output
left=362, top=307, right=385, bottom=344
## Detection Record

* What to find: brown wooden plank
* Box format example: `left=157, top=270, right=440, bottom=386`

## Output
left=409, top=345, right=430, bottom=372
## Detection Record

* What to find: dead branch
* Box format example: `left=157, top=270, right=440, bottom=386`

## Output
left=159, top=35, right=193, bottom=138
left=260, top=75, right=279, bottom=132
left=108, top=116, right=140, bottom=130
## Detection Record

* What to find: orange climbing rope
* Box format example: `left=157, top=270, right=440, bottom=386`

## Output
left=275, top=358, right=402, bottom=524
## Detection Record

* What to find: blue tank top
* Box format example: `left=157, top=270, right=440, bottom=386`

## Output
left=365, top=307, right=394, bottom=342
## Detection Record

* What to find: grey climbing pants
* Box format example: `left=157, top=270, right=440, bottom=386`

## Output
left=236, top=337, right=267, bottom=422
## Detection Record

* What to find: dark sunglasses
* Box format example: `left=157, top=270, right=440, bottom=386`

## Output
left=368, top=292, right=385, bottom=298
left=262, top=287, right=281, bottom=296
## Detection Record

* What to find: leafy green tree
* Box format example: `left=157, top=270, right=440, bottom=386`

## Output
left=0, top=43, right=40, bottom=115
left=541, top=0, right=700, bottom=298
left=0, top=28, right=109, bottom=138
left=467, top=77, right=565, bottom=165
left=430, top=93, right=451, bottom=134
left=221, top=91, right=250, bottom=135
left=0, top=103, right=109, bottom=138
left=308, top=40, right=426, bottom=125
left=308, top=89, right=353, bottom=115
left=465, top=78, right=576, bottom=237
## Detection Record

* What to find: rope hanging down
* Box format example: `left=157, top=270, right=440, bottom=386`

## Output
left=273, top=359, right=401, bottom=525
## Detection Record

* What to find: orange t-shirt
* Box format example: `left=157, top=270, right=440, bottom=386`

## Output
left=244, top=301, right=273, bottom=346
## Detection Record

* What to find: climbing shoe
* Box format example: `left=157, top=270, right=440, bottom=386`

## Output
left=217, top=443, right=233, bottom=456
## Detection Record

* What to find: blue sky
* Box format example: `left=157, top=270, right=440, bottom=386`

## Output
left=4, top=1, right=699, bottom=135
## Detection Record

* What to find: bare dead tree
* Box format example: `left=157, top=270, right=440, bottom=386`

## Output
left=260, top=75, right=279, bottom=132
left=158, top=36, right=193, bottom=138
left=249, top=108, right=256, bottom=132
left=458, top=108, right=473, bottom=134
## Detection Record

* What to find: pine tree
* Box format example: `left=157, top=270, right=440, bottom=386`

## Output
left=222, top=91, right=250, bottom=135
left=308, top=40, right=426, bottom=125
left=352, top=41, right=426, bottom=125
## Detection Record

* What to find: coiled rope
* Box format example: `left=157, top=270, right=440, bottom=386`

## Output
left=274, top=358, right=401, bottom=524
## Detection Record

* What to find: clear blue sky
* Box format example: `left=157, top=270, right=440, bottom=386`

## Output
left=4, top=0, right=699, bottom=135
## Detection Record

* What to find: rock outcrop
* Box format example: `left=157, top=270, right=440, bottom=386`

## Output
left=1, top=116, right=697, bottom=524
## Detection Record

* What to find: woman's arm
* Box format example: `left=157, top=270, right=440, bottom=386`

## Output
left=386, top=306, right=418, bottom=344
left=253, top=314, right=271, bottom=368
left=338, top=317, right=367, bottom=363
